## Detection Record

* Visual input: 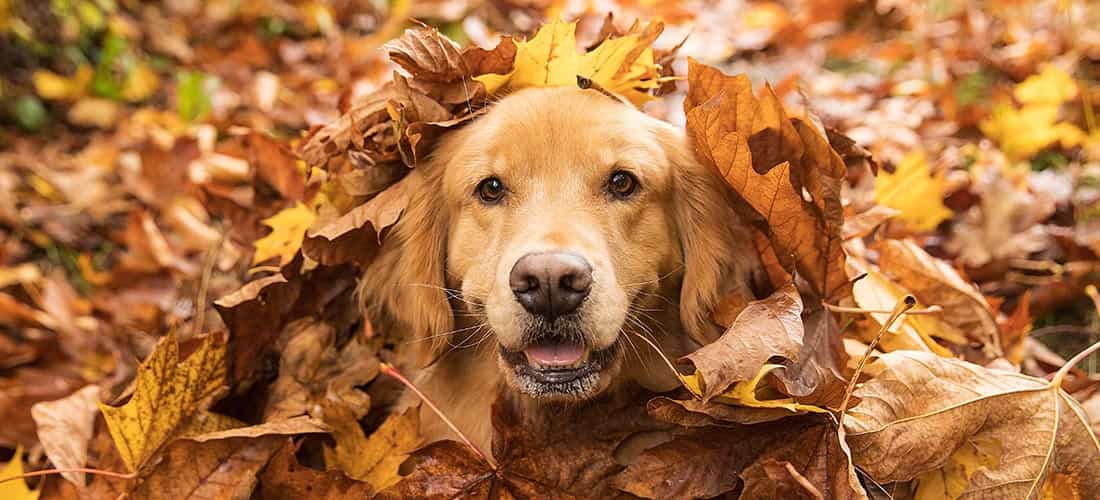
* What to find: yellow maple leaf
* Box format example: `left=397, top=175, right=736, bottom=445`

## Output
left=121, top=62, right=160, bottom=102
left=681, top=365, right=829, bottom=414
left=253, top=202, right=317, bottom=267
left=99, top=331, right=227, bottom=472
left=475, top=19, right=665, bottom=105
left=32, top=66, right=93, bottom=101
left=980, top=65, right=1085, bottom=160
left=873, top=151, right=953, bottom=232
left=0, top=447, right=40, bottom=500
left=913, top=436, right=1002, bottom=500
left=1014, top=65, right=1078, bottom=106
left=322, top=404, right=420, bottom=490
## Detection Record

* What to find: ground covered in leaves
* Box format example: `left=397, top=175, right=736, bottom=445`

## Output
left=2, top=1, right=1100, bottom=499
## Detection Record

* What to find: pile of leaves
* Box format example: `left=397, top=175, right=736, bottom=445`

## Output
left=2, top=1, right=1100, bottom=499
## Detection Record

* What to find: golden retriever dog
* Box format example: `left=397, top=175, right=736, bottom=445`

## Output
left=360, top=86, right=758, bottom=453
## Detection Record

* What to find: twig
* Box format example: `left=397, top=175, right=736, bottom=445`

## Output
left=1050, top=286, right=1100, bottom=387
left=824, top=303, right=940, bottom=315
left=193, top=230, right=226, bottom=338
left=0, top=468, right=136, bottom=486
left=837, top=295, right=915, bottom=428
left=378, top=362, right=497, bottom=470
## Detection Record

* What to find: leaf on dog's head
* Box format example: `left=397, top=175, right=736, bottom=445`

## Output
left=683, top=283, right=804, bottom=401
left=684, top=60, right=848, bottom=300
left=385, top=25, right=516, bottom=84
left=475, top=19, right=666, bottom=106
left=844, top=350, right=1100, bottom=497
left=98, top=330, right=227, bottom=473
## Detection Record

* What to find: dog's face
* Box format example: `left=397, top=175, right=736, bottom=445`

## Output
left=441, top=88, right=683, bottom=400
left=361, top=87, right=756, bottom=405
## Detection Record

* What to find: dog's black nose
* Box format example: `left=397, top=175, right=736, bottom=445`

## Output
left=510, top=252, right=592, bottom=319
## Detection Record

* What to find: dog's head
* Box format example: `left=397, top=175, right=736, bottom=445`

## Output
left=362, top=87, right=756, bottom=402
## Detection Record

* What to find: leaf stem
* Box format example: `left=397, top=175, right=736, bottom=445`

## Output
left=837, top=295, right=916, bottom=428
left=0, top=467, right=136, bottom=486
left=378, top=362, right=497, bottom=470
left=823, top=302, right=940, bottom=315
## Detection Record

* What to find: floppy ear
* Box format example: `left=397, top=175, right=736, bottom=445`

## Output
left=358, top=161, right=453, bottom=366
left=658, top=124, right=761, bottom=346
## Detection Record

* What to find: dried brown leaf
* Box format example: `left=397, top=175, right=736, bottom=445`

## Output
left=684, top=283, right=804, bottom=401
left=845, top=351, right=1100, bottom=498
left=877, top=239, right=1000, bottom=354
left=31, top=385, right=100, bottom=487
left=303, top=176, right=409, bottom=267
left=258, top=439, right=374, bottom=499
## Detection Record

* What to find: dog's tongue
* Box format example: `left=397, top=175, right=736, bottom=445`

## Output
left=524, top=342, right=585, bottom=366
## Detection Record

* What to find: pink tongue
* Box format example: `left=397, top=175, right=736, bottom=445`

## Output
left=524, top=342, right=585, bottom=366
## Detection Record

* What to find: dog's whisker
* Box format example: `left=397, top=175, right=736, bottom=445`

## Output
left=620, top=265, right=684, bottom=290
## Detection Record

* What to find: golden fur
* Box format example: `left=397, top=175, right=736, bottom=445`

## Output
left=359, top=87, right=758, bottom=453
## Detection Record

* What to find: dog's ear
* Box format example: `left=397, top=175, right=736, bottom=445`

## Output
left=358, top=163, right=453, bottom=366
left=657, top=124, right=761, bottom=346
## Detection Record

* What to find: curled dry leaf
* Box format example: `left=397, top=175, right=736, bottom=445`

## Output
left=303, top=176, right=409, bottom=267
left=844, top=350, right=1100, bottom=498
left=684, top=60, right=848, bottom=300
left=264, top=318, right=379, bottom=421
left=31, top=385, right=101, bottom=487
left=842, top=205, right=900, bottom=240
left=214, top=272, right=302, bottom=383
left=876, top=239, right=1001, bottom=356
left=684, top=283, right=804, bottom=401
left=98, top=330, right=227, bottom=473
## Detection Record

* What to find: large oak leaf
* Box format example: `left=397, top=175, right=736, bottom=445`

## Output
left=844, top=351, right=1100, bottom=498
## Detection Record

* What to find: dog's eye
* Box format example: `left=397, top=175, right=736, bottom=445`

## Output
left=607, top=170, right=639, bottom=199
left=476, top=177, right=506, bottom=204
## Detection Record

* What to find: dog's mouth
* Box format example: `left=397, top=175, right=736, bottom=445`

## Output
left=500, top=339, right=618, bottom=398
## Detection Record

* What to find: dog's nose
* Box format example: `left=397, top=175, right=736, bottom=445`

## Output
left=510, top=252, right=593, bottom=319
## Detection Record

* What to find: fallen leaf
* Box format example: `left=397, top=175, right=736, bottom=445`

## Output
left=67, top=98, right=121, bottom=128
left=849, top=264, right=957, bottom=355
left=844, top=351, right=1100, bottom=498
left=740, top=459, right=825, bottom=500
left=774, top=303, right=851, bottom=408
left=684, top=60, right=848, bottom=299
left=873, top=150, right=953, bottom=231
left=252, top=202, right=317, bottom=267
left=131, top=435, right=283, bottom=499
left=98, top=331, right=227, bottom=472
left=214, top=273, right=302, bottom=383
left=683, top=283, right=804, bottom=401
left=257, top=439, right=375, bottom=499
left=843, top=205, right=900, bottom=240
left=0, top=446, right=40, bottom=500
left=185, top=416, right=329, bottom=442
left=304, top=177, right=409, bottom=267
left=31, top=385, right=101, bottom=487
left=323, top=405, right=419, bottom=490
left=681, top=364, right=828, bottom=415
left=877, top=239, right=1000, bottom=356
left=1013, top=65, right=1078, bottom=106
left=612, top=416, right=866, bottom=499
